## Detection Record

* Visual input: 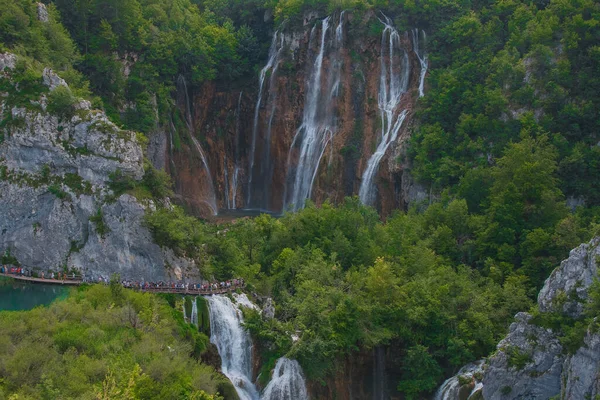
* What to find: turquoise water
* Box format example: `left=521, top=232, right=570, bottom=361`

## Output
left=0, top=278, right=70, bottom=311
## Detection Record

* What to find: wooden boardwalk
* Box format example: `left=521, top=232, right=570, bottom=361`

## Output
left=0, top=273, right=242, bottom=296
left=0, top=273, right=81, bottom=286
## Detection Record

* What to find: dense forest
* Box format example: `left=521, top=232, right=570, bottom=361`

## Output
left=1, top=0, right=600, bottom=398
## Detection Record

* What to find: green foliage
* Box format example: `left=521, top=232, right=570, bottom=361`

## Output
left=1, top=248, right=19, bottom=266
left=203, top=199, right=538, bottom=396
left=89, top=208, right=110, bottom=238
left=0, top=285, right=225, bottom=399
left=144, top=206, right=206, bottom=256
left=48, top=183, right=68, bottom=199
left=506, top=346, right=532, bottom=370
left=47, top=85, right=77, bottom=117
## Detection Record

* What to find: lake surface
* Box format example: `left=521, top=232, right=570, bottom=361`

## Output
left=0, top=278, right=70, bottom=311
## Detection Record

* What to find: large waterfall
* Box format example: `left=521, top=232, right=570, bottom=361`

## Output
left=177, top=75, right=218, bottom=215
left=247, top=32, right=285, bottom=209
left=358, top=15, right=410, bottom=206
left=284, top=14, right=345, bottom=211
left=207, top=295, right=260, bottom=400
left=262, top=358, right=309, bottom=400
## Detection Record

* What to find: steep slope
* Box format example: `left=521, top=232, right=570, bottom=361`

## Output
left=0, top=54, right=194, bottom=280
left=438, top=236, right=600, bottom=400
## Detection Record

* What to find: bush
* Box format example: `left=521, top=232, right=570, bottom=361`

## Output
left=89, top=208, right=110, bottom=238
left=48, top=183, right=68, bottom=199
left=47, top=85, right=77, bottom=117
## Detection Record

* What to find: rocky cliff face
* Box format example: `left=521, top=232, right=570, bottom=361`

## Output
left=159, top=11, right=428, bottom=218
left=0, top=54, right=195, bottom=281
left=437, top=237, right=600, bottom=400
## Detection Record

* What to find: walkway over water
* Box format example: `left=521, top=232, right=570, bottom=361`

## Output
left=0, top=273, right=243, bottom=296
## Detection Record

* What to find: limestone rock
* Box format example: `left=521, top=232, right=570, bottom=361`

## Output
left=441, top=237, right=600, bottom=400
left=263, top=297, right=275, bottom=319
left=538, top=237, right=600, bottom=318
left=36, top=2, right=49, bottom=23
left=562, top=329, right=600, bottom=399
left=0, top=58, right=194, bottom=280
left=0, top=53, right=17, bottom=71
left=482, top=312, right=563, bottom=400
left=42, top=68, right=67, bottom=91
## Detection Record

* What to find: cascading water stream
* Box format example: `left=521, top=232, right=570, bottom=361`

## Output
left=358, top=16, right=410, bottom=206
left=177, top=75, right=218, bottom=215
left=434, top=361, right=484, bottom=400
left=248, top=32, right=284, bottom=208
left=411, top=28, right=428, bottom=97
left=191, top=297, right=198, bottom=327
left=261, top=358, right=309, bottom=400
left=284, top=14, right=344, bottom=211
left=207, top=295, right=260, bottom=400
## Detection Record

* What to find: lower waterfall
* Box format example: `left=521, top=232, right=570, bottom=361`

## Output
left=191, top=297, right=198, bottom=327
left=262, top=358, right=309, bottom=400
left=205, top=295, right=309, bottom=400
left=434, top=361, right=484, bottom=400
left=207, top=295, right=260, bottom=400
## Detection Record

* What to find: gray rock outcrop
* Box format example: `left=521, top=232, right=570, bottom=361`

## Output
left=482, top=313, right=563, bottom=399
left=438, top=237, right=600, bottom=400
left=0, top=53, right=197, bottom=281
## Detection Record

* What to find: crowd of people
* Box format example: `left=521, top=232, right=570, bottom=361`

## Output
left=1, top=266, right=80, bottom=281
left=120, top=278, right=245, bottom=292
left=1, top=265, right=244, bottom=293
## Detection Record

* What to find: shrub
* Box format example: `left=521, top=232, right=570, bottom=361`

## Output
left=89, top=208, right=110, bottom=238
left=47, top=85, right=76, bottom=117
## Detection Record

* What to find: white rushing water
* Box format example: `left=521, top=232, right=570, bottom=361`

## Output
left=191, top=297, right=198, bottom=327
left=207, top=295, right=260, bottom=400
left=206, top=294, right=309, bottom=400
left=261, top=358, right=309, bottom=400
left=411, top=28, right=428, bottom=98
left=182, top=297, right=188, bottom=321
left=177, top=75, right=218, bottom=215
left=248, top=32, right=285, bottom=207
left=434, top=361, right=484, bottom=400
left=284, top=14, right=345, bottom=211
left=358, top=15, right=410, bottom=206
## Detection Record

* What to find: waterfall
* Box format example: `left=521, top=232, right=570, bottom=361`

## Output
left=191, top=297, right=198, bottom=327
left=358, top=16, right=410, bottom=206
left=284, top=14, right=344, bottom=211
left=189, top=134, right=218, bottom=215
left=411, top=29, right=428, bottom=97
left=434, top=361, right=484, bottom=400
left=224, top=158, right=231, bottom=210
left=182, top=297, right=188, bottom=321
left=261, top=358, right=309, bottom=400
left=373, top=346, right=387, bottom=400
left=231, top=91, right=243, bottom=209
left=177, top=75, right=218, bottom=215
left=207, top=295, right=260, bottom=400
left=248, top=32, right=285, bottom=208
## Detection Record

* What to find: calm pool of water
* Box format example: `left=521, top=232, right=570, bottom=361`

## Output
left=0, top=278, right=70, bottom=311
